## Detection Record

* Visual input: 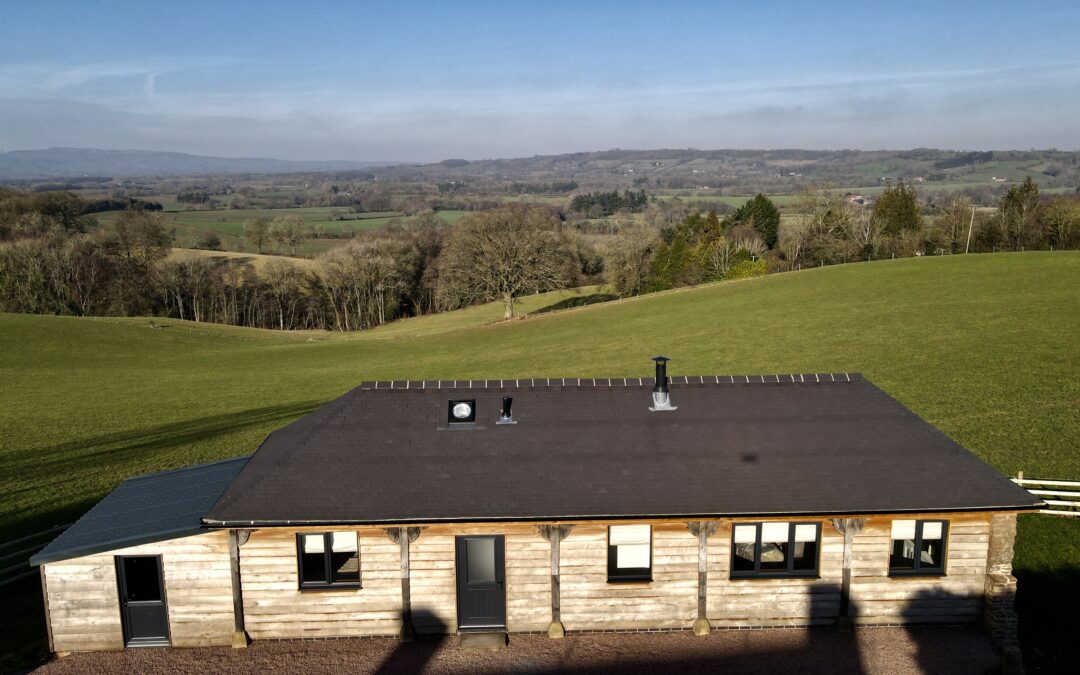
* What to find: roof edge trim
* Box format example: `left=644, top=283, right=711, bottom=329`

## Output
left=201, top=502, right=1043, bottom=529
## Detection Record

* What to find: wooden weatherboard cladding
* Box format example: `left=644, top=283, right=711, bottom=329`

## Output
left=40, top=511, right=1016, bottom=650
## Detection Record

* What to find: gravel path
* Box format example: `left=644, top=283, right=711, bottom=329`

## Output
left=34, top=626, right=1000, bottom=675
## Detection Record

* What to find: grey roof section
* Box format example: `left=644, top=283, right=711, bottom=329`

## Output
left=31, top=457, right=248, bottom=566
left=205, top=374, right=1041, bottom=526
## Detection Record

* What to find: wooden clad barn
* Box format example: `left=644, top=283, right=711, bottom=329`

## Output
left=32, top=362, right=1041, bottom=663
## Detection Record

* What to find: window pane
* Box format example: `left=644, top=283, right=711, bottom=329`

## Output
left=922, top=521, right=943, bottom=539
left=733, top=525, right=757, bottom=544
left=609, top=524, right=650, bottom=545
left=919, top=537, right=942, bottom=569
left=616, top=543, right=650, bottom=569
left=467, top=538, right=496, bottom=583
left=891, top=520, right=916, bottom=539
left=794, top=524, right=818, bottom=542
left=761, top=522, right=790, bottom=542
left=733, top=543, right=756, bottom=571
left=791, top=540, right=818, bottom=571
left=332, top=532, right=357, bottom=552
left=303, top=534, right=325, bottom=553
left=890, top=538, right=915, bottom=570
left=121, top=557, right=162, bottom=602
left=301, top=534, right=328, bottom=584
left=331, top=532, right=359, bottom=583
left=759, top=542, right=788, bottom=571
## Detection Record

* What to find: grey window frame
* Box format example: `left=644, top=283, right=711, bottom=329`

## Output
left=888, top=519, right=949, bottom=577
left=606, top=525, right=653, bottom=583
left=296, top=531, right=361, bottom=590
left=730, top=521, right=822, bottom=579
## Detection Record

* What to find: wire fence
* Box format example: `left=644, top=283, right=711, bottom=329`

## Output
left=0, top=524, right=70, bottom=587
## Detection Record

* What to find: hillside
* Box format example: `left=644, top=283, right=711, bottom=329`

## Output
left=368, top=148, right=1080, bottom=193
left=0, top=147, right=393, bottom=179
left=1, top=252, right=1078, bottom=670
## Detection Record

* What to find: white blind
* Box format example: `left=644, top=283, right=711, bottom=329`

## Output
left=794, top=524, right=818, bottom=542
left=922, top=522, right=943, bottom=539
left=332, top=532, right=357, bottom=553
left=761, top=522, right=790, bottom=542
left=616, top=543, right=650, bottom=568
left=733, top=525, right=757, bottom=544
left=609, top=524, right=650, bottom=545
left=891, top=520, right=916, bottom=539
left=303, top=533, right=325, bottom=553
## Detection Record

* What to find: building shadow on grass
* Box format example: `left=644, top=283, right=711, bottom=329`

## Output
left=2, top=400, right=322, bottom=480
left=533, top=293, right=619, bottom=315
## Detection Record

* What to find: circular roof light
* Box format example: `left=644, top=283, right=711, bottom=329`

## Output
left=452, top=402, right=473, bottom=420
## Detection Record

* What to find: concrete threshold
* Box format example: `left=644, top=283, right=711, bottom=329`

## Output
left=458, top=631, right=508, bottom=650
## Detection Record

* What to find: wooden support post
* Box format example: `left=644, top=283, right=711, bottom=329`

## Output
left=228, top=529, right=254, bottom=648
left=830, top=518, right=864, bottom=629
left=687, top=521, right=717, bottom=635
left=538, top=524, right=573, bottom=638
left=387, top=527, right=422, bottom=641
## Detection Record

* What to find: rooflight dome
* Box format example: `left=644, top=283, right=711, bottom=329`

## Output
left=452, top=402, right=473, bottom=420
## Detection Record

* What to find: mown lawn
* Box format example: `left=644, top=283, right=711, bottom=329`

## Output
left=1, top=251, right=1077, bottom=671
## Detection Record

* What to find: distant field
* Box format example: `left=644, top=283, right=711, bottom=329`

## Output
left=1, top=252, right=1078, bottom=670
left=94, top=207, right=468, bottom=255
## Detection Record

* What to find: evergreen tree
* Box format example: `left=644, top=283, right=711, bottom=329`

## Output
left=729, top=194, right=781, bottom=248
left=871, top=183, right=922, bottom=235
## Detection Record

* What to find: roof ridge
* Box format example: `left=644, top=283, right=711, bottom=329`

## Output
left=356, top=373, right=863, bottom=390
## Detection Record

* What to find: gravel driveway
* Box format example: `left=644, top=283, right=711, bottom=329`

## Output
left=34, top=626, right=1000, bottom=675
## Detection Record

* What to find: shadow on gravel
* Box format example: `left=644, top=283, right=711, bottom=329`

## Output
left=372, top=610, right=448, bottom=675
left=902, top=589, right=1002, bottom=675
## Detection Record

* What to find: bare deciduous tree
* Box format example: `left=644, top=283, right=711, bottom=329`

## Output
left=437, top=204, right=573, bottom=319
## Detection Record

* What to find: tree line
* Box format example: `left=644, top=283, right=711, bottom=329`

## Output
left=0, top=191, right=601, bottom=329
left=2, top=180, right=1077, bottom=331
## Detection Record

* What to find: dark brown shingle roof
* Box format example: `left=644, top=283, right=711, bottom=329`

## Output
left=203, top=374, right=1040, bottom=526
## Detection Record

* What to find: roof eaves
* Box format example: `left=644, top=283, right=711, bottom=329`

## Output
left=30, top=526, right=206, bottom=567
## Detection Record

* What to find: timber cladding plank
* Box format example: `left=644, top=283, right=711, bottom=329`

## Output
left=240, top=527, right=403, bottom=639
left=43, top=531, right=233, bottom=651
left=42, top=513, right=1002, bottom=650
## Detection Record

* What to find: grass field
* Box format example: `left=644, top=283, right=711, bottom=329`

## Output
left=95, top=207, right=468, bottom=256
left=1, top=252, right=1078, bottom=671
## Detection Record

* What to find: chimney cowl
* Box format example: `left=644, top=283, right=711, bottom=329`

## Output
left=496, top=396, right=517, bottom=425
left=649, top=356, right=677, bottom=412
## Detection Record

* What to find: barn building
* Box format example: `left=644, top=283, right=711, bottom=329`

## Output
left=31, top=360, right=1039, bottom=663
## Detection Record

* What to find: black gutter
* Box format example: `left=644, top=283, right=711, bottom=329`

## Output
left=201, top=501, right=1044, bottom=529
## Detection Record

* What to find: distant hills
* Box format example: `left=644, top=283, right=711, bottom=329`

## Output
left=0, top=147, right=394, bottom=179
left=1, top=146, right=1077, bottom=193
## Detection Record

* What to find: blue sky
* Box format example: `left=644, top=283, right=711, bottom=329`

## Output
left=2, top=0, right=1079, bottom=161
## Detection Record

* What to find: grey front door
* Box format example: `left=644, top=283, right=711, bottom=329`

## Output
left=116, top=555, right=170, bottom=647
left=455, top=535, right=506, bottom=630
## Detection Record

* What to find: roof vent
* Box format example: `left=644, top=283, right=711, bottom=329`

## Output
left=649, top=356, right=677, bottom=412
left=496, top=396, right=517, bottom=425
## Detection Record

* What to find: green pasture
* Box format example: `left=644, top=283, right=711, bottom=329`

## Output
left=93, top=207, right=468, bottom=256
left=1, top=252, right=1078, bottom=671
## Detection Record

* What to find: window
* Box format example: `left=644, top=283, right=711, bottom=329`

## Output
left=890, top=520, right=948, bottom=575
left=731, top=522, right=820, bottom=578
left=607, top=524, right=651, bottom=582
left=297, top=532, right=360, bottom=588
